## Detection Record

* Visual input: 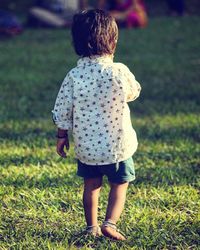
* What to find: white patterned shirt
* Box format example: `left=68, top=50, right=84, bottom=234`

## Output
left=52, top=55, right=141, bottom=165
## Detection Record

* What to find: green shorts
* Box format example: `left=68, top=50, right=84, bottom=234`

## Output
left=77, top=157, right=135, bottom=184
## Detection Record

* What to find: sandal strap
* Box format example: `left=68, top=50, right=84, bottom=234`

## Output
left=86, top=225, right=100, bottom=229
left=86, top=225, right=101, bottom=233
left=102, top=220, right=126, bottom=237
left=102, top=220, right=117, bottom=230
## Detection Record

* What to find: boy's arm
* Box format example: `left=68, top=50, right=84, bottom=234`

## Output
left=126, top=77, right=141, bottom=102
left=52, top=73, right=73, bottom=157
left=52, top=73, right=73, bottom=130
left=124, top=66, right=141, bottom=102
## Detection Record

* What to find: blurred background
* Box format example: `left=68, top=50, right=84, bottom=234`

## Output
left=0, top=0, right=200, bottom=34
left=1, top=0, right=200, bottom=16
left=0, top=0, right=200, bottom=119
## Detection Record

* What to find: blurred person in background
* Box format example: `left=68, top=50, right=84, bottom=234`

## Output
left=108, top=0, right=148, bottom=28
left=27, top=0, right=80, bottom=28
left=81, top=0, right=148, bottom=28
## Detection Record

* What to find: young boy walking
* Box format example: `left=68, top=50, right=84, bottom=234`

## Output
left=52, top=9, right=141, bottom=240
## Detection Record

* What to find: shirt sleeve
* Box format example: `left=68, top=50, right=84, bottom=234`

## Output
left=52, top=73, right=73, bottom=130
left=123, top=65, right=141, bottom=102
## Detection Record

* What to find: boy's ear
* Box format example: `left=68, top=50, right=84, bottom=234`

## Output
left=111, top=40, right=117, bottom=51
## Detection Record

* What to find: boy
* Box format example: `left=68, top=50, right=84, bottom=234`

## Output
left=52, top=9, right=141, bottom=240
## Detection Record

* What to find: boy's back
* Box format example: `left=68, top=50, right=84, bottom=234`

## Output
left=53, top=54, right=141, bottom=164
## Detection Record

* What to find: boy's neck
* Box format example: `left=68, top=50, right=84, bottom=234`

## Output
left=82, top=54, right=114, bottom=59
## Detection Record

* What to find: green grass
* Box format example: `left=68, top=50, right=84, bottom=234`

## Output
left=0, top=16, right=200, bottom=249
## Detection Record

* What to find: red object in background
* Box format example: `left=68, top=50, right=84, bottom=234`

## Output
left=115, top=0, right=148, bottom=28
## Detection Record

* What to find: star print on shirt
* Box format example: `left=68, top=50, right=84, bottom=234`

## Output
left=52, top=55, right=141, bottom=165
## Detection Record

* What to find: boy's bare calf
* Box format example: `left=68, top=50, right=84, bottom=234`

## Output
left=101, top=182, right=128, bottom=240
left=83, top=177, right=103, bottom=227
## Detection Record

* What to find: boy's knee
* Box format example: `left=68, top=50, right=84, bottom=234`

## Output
left=109, top=181, right=129, bottom=189
left=84, top=178, right=103, bottom=190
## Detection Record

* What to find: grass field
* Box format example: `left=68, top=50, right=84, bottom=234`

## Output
left=0, top=16, right=200, bottom=249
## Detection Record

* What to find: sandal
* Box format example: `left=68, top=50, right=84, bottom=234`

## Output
left=85, top=225, right=102, bottom=237
left=101, top=220, right=126, bottom=241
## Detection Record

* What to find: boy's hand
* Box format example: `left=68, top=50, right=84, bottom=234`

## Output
left=56, top=137, right=70, bottom=158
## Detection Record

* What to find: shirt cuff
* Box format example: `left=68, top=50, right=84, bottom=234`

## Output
left=52, top=111, right=73, bottom=130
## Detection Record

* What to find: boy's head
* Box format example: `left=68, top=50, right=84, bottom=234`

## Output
left=71, top=9, right=118, bottom=57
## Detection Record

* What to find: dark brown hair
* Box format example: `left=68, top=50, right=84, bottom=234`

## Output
left=71, top=9, right=118, bottom=57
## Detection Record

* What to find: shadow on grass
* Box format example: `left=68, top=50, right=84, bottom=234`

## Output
left=134, top=162, right=200, bottom=188
left=136, top=124, right=200, bottom=142
left=0, top=153, right=76, bottom=167
left=0, top=118, right=199, bottom=143
left=1, top=220, right=125, bottom=250
left=0, top=171, right=79, bottom=189
left=68, top=231, right=126, bottom=250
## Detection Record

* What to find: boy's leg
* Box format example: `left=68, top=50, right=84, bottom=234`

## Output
left=102, top=181, right=129, bottom=240
left=83, top=177, right=103, bottom=227
left=106, top=181, right=129, bottom=222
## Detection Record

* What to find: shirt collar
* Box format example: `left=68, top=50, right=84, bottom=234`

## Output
left=77, top=55, right=113, bottom=67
